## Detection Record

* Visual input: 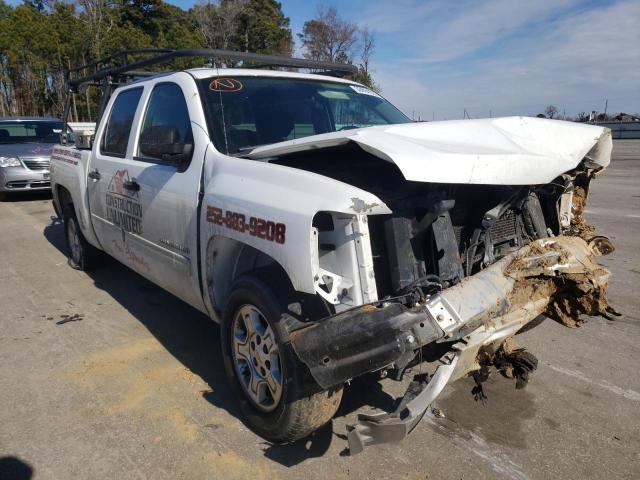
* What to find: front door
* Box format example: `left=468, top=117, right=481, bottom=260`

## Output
left=113, top=81, right=207, bottom=309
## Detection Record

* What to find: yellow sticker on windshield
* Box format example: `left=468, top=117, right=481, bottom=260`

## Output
left=209, top=78, right=243, bottom=92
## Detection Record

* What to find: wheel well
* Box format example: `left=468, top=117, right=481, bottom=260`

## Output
left=206, top=236, right=289, bottom=316
left=53, top=185, right=73, bottom=220
left=205, top=236, right=329, bottom=321
left=55, top=185, right=73, bottom=213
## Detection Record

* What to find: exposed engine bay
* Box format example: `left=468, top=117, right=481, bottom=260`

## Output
left=273, top=143, right=577, bottom=296
left=275, top=146, right=617, bottom=452
left=246, top=119, right=618, bottom=453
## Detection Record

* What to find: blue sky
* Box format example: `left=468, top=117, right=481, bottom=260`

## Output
left=10, top=0, right=638, bottom=119
left=168, top=0, right=640, bottom=119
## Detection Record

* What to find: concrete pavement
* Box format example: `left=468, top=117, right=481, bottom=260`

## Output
left=0, top=141, right=638, bottom=480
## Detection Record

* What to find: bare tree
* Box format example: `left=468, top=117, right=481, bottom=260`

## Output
left=298, top=6, right=358, bottom=63
left=76, top=0, right=113, bottom=58
left=193, top=0, right=248, bottom=51
left=359, top=26, right=374, bottom=74
left=544, top=104, right=558, bottom=119
left=355, top=26, right=379, bottom=90
left=192, top=2, right=217, bottom=49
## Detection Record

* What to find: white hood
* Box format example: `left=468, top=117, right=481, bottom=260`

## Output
left=246, top=116, right=612, bottom=185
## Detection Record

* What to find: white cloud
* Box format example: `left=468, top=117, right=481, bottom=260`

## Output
left=374, top=0, right=640, bottom=119
left=358, top=1, right=441, bottom=34
left=361, top=0, right=578, bottom=62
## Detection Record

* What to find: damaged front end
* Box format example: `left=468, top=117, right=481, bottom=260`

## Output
left=285, top=128, right=618, bottom=453
left=291, top=235, right=617, bottom=453
left=245, top=119, right=617, bottom=453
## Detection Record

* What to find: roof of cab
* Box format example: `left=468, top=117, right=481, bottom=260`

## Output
left=0, top=116, right=62, bottom=122
left=185, top=68, right=361, bottom=85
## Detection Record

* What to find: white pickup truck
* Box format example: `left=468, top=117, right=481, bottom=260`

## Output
left=51, top=49, right=617, bottom=453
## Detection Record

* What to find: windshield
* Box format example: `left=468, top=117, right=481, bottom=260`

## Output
left=0, top=120, right=63, bottom=144
left=199, top=76, right=411, bottom=155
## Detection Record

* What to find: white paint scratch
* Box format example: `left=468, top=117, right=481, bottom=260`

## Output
left=545, top=363, right=640, bottom=401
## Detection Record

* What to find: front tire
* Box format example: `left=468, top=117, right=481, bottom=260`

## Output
left=63, top=205, right=102, bottom=271
left=221, top=274, right=342, bottom=442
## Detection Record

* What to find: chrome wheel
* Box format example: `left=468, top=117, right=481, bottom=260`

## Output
left=231, top=304, right=283, bottom=412
left=67, top=217, right=82, bottom=265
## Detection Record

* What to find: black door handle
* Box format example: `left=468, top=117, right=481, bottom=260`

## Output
left=123, top=180, right=140, bottom=192
left=88, top=170, right=101, bottom=180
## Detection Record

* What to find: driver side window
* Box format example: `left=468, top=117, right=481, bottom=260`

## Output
left=136, top=83, right=193, bottom=165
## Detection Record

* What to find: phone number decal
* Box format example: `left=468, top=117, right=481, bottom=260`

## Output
left=206, top=206, right=286, bottom=244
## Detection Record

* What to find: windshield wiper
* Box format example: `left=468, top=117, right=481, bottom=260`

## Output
left=232, top=144, right=268, bottom=157
left=237, top=144, right=266, bottom=152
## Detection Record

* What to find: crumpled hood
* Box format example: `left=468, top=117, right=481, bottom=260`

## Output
left=0, top=142, right=54, bottom=158
left=247, top=116, right=612, bottom=185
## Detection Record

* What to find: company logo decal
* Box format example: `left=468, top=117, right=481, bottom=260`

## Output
left=112, top=239, right=150, bottom=271
left=209, top=78, right=243, bottom=92
left=105, top=169, right=143, bottom=234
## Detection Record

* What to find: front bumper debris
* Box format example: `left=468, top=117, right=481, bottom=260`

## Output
left=347, top=355, right=458, bottom=454
left=289, top=300, right=443, bottom=390
left=290, top=235, right=617, bottom=453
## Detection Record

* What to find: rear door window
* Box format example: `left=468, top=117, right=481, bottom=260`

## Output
left=101, top=87, right=143, bottom=157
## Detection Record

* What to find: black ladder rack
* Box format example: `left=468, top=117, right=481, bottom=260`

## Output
left=63, top=48, right=357, bottom=131
left=67, top=48, right=357, bottom=88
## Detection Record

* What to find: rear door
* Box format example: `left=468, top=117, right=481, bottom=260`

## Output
left=88, top=86, right=144, bottom=264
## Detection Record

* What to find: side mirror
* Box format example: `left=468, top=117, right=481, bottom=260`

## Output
left=139, top=125, right=192, bottom=163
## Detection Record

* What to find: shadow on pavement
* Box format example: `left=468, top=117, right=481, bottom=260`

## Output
left=42, top=219, right=396, bottom=465
left=0, top=456, right=34, bottom=480
left=261, top=423, right=334, bottom=466
left=337, top=373, right=397, bottom=417
left=1, top=191, right=52, bottom=202
left=43, top=215, right=66, bottom=254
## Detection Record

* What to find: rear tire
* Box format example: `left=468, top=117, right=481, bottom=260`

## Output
left=63, top=204, right=103, bottom=271
left=221, top=273, right=342, bottom=442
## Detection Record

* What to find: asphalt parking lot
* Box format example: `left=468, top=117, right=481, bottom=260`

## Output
left=1, top=140, right=638, bottom=480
